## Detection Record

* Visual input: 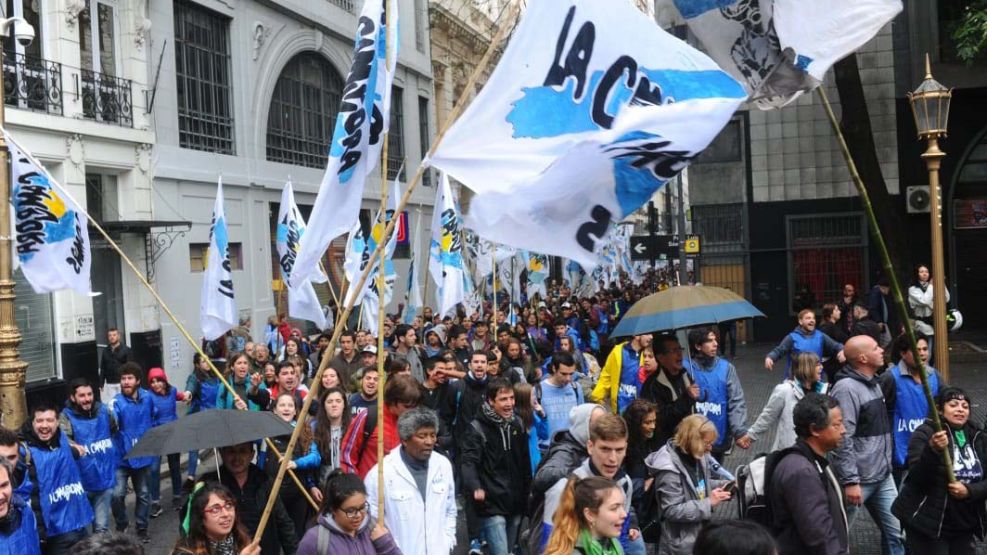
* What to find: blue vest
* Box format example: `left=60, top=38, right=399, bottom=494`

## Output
left=62, top=403, right=117, bottom=492
left=689, top=357, right=730, bottom=449
left=892, top=363, right=940, bottom=467
left=26, top=430, right=94, bottom=536
left=787, top=330, right=825, bottom=374
left=616, top=343, right=642, bottom=414
left=112, top=389, right=155, bottom=469
left=192, top=378, right=220, bottom=413
left=0, top=495, right=41, bottom=555
left=150, top=386, right=179, bottom=426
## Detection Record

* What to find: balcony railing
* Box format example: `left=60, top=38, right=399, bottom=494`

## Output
left=329, top=0, right=355, bottom=12
left=81, top=69, right=133, bottom=127
left=2, top=52, right=63, bottom=115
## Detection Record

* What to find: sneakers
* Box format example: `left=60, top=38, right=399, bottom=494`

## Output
left=468, top=539, right=483, bottom=555
left=150, top=502, right=163, bottom=518
left=138, top=529, right=150, bottom=544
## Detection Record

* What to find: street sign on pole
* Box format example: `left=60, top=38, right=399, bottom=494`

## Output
left=630, top=235, right=679, bottom=261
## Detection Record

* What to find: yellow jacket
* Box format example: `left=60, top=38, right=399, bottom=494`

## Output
left=590, top=341, right=643, bottom=413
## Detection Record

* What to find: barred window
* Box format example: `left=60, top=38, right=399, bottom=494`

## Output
left=388, top=86, right=405, bottom=180
left=174, top=1, right=235, bottom=154
left=266, top=53, right=344, bottom=169
left=418, top=96, right=431, bottom=186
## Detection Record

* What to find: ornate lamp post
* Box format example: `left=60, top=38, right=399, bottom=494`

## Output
left=0, top=17, right=35, bottom=429
left=907, top=54, right=952, bottom=381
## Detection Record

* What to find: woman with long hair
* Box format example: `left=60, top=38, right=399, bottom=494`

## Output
left=311, top=387, right=351, bottom=503
left=279, top=338, right=313, bottom=377
left=622, top=399, right=662, bottom=517
left=514, top=382, right=549, bottom=474
left=217, top=352, right=257, bottom=411
left=172, top=483, right=259, bottom=555
left=320, top=367, right=342, bottom=392
left=740, top=352, right=827, bottom=451
left=544, top=476, right=627, bottom=555
left=646, top=415, right=731, bottom=555
left=818, top=303, right=848, bottom=382
left=263, top=392, right=321, bottom=539
left=297, top=470, right=402, bottom=555
left=184, top=353, right=221, bottom=488
left=908, top=263, right=950, bottom=364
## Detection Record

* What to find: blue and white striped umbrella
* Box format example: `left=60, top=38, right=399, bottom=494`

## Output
left=611, top=285, right=765, bottom=338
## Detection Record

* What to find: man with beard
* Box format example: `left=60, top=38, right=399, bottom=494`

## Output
left=392, top=324, right=425, bottom=382
left=0, top=457, right=41, bottom=554
left=328, top=331, right=362, bottom=388
left=59, top=379, right=118, bottom=533
left=365, top=408, right=458, bottom=555
left=108, top=363, right=154, bottom=542
left=641, top=334, right=699, bottom=440
left=765, top=309, right=845, bottom=378
left=19, top=403, right=94, bottom=552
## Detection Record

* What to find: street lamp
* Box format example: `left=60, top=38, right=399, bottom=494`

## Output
left=907, top=54, right=952, bottom=381
left=0, top=16, right=34, bottom=429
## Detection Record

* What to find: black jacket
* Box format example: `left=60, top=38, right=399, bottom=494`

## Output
left=445, top=372, right=488, bottom=450
left=421, top=381, right=454, bottom=454
left=892, top=421, right=987, bottom=540
left=460, top=408, right=531, bottom=517
left=640, top=367, right=695, bottom=441
left=198, top=464, right=298, bottom=554
left=99, top=343, right=133, bottom=385
left=769, top=441, right=849, bottom=555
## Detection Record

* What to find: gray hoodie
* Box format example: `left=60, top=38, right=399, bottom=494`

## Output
left=531, top=403, right=606, bottom=496
left=829, top=365, right=893, bottom=485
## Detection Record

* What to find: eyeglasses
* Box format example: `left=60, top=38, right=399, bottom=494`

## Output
left=203, top=501, right=235, bottom=516
left=337, top=502, right=370, bottom=519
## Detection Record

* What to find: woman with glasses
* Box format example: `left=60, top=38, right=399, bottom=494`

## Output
left=298, top=470, right=402, bottom=555
left=738, top=352, right=828, bottom=452
left=172, top=482, right=259, bottom=555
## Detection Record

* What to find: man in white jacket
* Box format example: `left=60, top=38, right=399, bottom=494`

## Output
left=366, top=407, right=457, bottom=555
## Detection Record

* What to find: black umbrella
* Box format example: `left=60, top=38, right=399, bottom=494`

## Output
left=125, top=409, right=293, bottom=459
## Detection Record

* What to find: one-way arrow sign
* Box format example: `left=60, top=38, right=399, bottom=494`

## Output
left=630, top=235, right=679, bottom=261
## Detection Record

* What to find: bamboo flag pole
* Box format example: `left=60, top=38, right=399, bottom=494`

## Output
left=252, top=0, right=523, bottom=541
left=376, top=68, right=393, bottom=522
left=492, top=251, right=498, bottom=335
left=817, top=87, right=955, bottom=481
left=75, top=204, right=319, bottom=509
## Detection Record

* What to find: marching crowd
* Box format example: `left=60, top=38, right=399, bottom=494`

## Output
left=0, top=264, right=984, bottom=555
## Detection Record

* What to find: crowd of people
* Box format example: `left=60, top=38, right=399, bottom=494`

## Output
left=0, top=264, right=981, bottom=555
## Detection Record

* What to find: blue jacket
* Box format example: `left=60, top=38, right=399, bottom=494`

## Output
left=61, top=402, right=117, bottom=492
left=0, top=494, right=41, bottom=555
left=883, top=362, right=941, bottom=468
left=185, top=373, right=221, bottom=414
left=111, top=388, right=155, bottom=469
left=20, top=427, right=93, bottom=537
left=149, top=386, right=180, bottom=426
left=687, top=355, right=748, bottom=451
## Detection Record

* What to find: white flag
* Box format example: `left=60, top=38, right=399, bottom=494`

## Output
left=200, top=178, right=237, bottom=341
left=5, top=130, right=91, bottom=295
left=344, top=176, right=400, bottom=307
left=526, top=251, right=549, bottom=299
left=357, top=177, right=401, bottom=333
left=289, top=0, right=398, bottom=288
left=670, top=0, right=901, bottom=108
left=428, top=0, right=746, bottom=267
left=403, top=212, right=424, bottom=325
left=277, top=181, right=328, bottom=330
left=429, top=173, right=466, bottom=317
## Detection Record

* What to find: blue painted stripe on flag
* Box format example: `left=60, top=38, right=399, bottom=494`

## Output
left=673, top=0, right=737, bottom=19
left=795, top=54, right=813, bottom=71
left=644, top=69, right=747, bottom=102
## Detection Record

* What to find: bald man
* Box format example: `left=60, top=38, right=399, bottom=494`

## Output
left=829, top=335, right=903, bottom=555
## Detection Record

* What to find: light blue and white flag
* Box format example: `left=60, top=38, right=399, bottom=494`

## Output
left=403, top=211, right=424, bottom=325
left=200, top=178, right=237, bottom=341
left=289, top=0, right=398, bottom=289
left=359, top=178, right=401, bottom=336
left=345, top=175, right=400, bottom=308
left=429, top=173, right=467, bottom=318
left=428, top=0, right=746, bottom=267
left=670, top=0, right=901, bottom=108
left=526, top=251, right=550, bottom=299
left=5, top=130, right=91, bottom=295
left=277, top=181, right=328, bottom=330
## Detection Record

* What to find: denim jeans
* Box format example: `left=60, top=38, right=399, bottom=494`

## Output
left=187, top=449, right=200, bottom=478
left=846, top=473, right=905, bottom=555
left=112, top=465, right=150, bottom=532
left=480, top=514, right=521, bottom=555
left=87, top=488, right=113, bottom=533
left=44, top=527, right=87, bottom=554
left=148, top=453, right=182, bottom=503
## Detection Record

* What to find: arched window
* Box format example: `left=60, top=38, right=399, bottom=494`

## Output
left=266, top=52, right=344, bottom=168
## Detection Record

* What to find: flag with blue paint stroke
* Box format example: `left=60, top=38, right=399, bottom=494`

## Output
left=670, top=0, right=901, bottom=109
left=201, top=177, right=237, bottom=341
left=289, top=0, right=398, bottom=290
left=427, top=0, right=746, bottom=267
left=428, top=173, right=467, bottom=318
left=5, top=130, right=91, bottom=296
left=277, top=181, right=328, bottom=330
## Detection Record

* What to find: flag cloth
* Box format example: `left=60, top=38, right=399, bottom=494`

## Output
left=428, top=0, right=746, bottom=267
left=359, top=176, right=401, bottom=335
left=526, top=251, right=549, bottom=299
left=277, top=181, right=328, bottom=330
left=403, top=211, right=424, bottom=325
left=4, top=130, right=91, bottom=295
left=344, top=176, right=400, bottom=307
left=670, top=0, right=901, bottom=108
left=429, top=173, right=466, bottom=318
left=289, top=0, right=398, bottom=288
left=200, top=178, right=237, bottom=341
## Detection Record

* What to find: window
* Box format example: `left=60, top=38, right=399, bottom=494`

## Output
left=17, top=272, right=55, bottom=382
left=414, top=0, right=427, bottom=53
left=388, top=86, right=405, bottom=180
left=787, top=214, right=867, bottom=313
left=189, top=242, right=243, bottom=272
left=79, top=0, right=117, bottom=77
left=266, top=53, right=344, bottom=169
left=85, top=173, right=120, bottom=223
left=328, top=0, right=355, bottom=12
left=3, top=0, right=62, bottom=115
left=174, top=0, right=235, bottom=154
left=696, top=119, right=742, bottom=163
left=692, top=204, right=744, bottom=245
left=418, top=96, right=431, bottom=186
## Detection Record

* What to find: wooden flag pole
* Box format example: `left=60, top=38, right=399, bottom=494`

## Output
left=376, top=71, right=392, bottom=521
left=251, top=0, right=523, bottom=542
left=818, top=87, right=954, bottom=481
left=492, top=251, right=498, bottom=335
